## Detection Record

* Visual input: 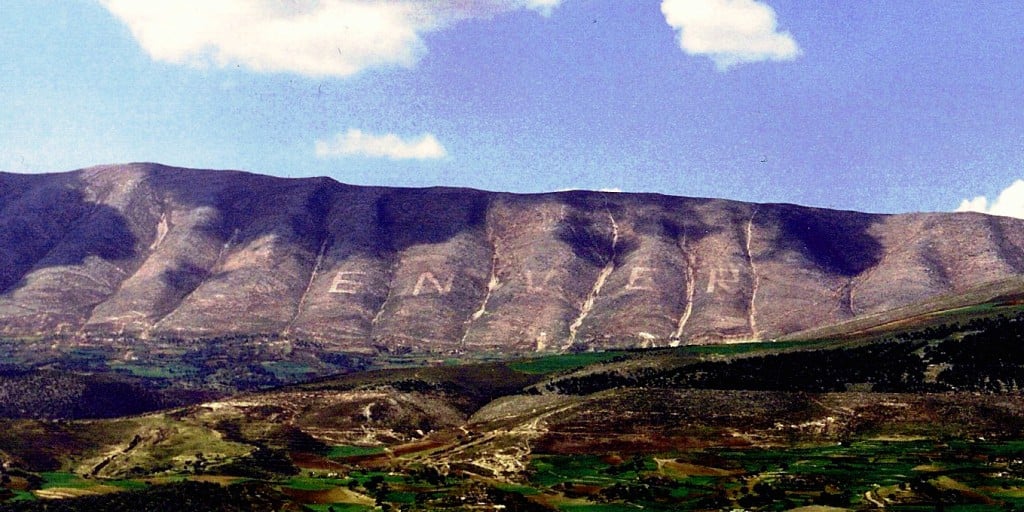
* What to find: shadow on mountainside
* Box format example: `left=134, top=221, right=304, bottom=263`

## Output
left=373, top=188, right=491, bottom=252
left=131, top=165, right=495, bottom=322
left=767, top=205, right=883, bottom=277
left=0, top=164, right=888, bottom=340
left=0, top=175, right=138, bottom=295
left=557, top=192, right=721, bottom=267
left=138, top=163, right=491, bottom=257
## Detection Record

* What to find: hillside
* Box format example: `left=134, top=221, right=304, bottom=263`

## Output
left=3, top=309, right=1024, bottom=510
left=1, top=163, right=1023, bottom=353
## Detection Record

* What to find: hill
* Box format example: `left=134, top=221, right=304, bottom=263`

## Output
left=1, top=163, right=1023, bottom=354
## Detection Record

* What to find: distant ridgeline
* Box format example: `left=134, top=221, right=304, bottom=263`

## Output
left=1, top=163, right=1024, bottom=353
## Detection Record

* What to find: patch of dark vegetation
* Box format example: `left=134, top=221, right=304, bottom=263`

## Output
left=484, top=486, right=553, bottom=511
left=556, top=212, right=617, bottom=267
left=0, top=481, right=293, bottom=512
left=214, top=447, right=299, bottom=479
left=0, top=336, right=372, bottom=421
left=297, top=361, right=542, bottom=415
left=925, top=313, right=1024, bottom=391
left=668, top=339, right=929, bottom=392
left=0, top=424, right=82, bottom=472
left=0, top=184, right=139, bottom=295
left=270, top=426, right=331, bottom=455
left=0, top=371, right=167, bottom=420
left=159, top=263, right=210, bottom=294
left=543, top=311, right=1024, bottom=396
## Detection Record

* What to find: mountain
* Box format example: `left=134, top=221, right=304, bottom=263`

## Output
left=1, top=162, right=1022, bottom=353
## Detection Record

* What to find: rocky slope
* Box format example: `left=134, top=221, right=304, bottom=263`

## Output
left=0, top=163, right=1021, bottom=353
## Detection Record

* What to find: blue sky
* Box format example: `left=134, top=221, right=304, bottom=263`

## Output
left=1, top=1, right=1022, bottom=215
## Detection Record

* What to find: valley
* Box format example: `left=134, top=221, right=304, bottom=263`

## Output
left=2, top=302, right=1024, bottom=510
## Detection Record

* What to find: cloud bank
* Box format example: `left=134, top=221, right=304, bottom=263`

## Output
left=660, top=0, right=801, bottom=70
left=316, top=129, right=447, bottom=160
left=100, top=0, right=563, bottom=77
left=957, top=180, right=1024, bottom=219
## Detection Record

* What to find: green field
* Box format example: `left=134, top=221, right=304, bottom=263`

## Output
left=39, top=472, right=92, bottom=490
left=557, top=504, right=649, bottom=512
left=530, top=454, right=655, bottom=487
left=508, top=439, right=1024, bottom=510
left=260, top=361, right=316, bottom=382
left=8, top=491, right=35, bottom=502
left=496, top=483, right=541, bottom=495
left=107, top=361, right=197, bottom=379
left=284, top=476, right=351, bottom=491
left=510, top=351, right=627, bottom=374
left=677, top=340, right=818, bottom=356
left=326, top=445, right=387, bottom=458
left=304, top=505, right=374, bottom=512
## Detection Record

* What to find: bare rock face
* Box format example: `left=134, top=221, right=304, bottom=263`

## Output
left=0, top=163, right=1022, bottom=353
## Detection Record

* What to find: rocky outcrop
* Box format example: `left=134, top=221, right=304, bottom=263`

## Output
left=0, top=163, right=1021, bottom=352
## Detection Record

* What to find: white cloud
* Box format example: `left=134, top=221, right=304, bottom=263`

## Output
left=315, top=129, right=447, bottom=160
left=660, top=0, right=801, bottom=70
left=524, top=0, right=563, bottom=17
left=956, top=180, right=1024, bottom=219
left=100, top=0, right=562, bottom=77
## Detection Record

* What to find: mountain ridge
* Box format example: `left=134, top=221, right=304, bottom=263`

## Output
left=0, top=162, right=1021, bottom=353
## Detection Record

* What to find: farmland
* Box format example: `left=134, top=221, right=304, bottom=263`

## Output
left=2, top=307, right=1024, bottom=509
